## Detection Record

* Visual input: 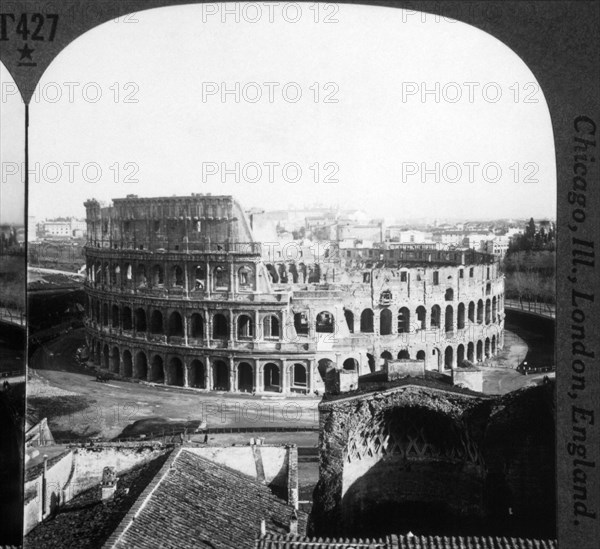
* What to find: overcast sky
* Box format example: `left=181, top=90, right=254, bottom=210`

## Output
left=0, top=63, right=25, bottom=225
left=22, top=3, right=555, bottom=224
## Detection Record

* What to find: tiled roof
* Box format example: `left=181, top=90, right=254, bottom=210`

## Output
left=106, top=448, right=306, bottom=549
left=25, top=452, right=170, bottom=548
left=255, top=534, right=557, bottom=549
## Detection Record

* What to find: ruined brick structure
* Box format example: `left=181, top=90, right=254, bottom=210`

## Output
left=311, top=383, right=556, bottom=540
left=83, top=195, right=504, bottom=394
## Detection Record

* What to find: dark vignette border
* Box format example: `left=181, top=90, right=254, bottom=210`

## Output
left=0, top=1, right=598, bottom=547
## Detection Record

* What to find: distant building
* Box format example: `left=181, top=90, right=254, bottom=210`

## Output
left=40, top=218, right=87, bottom=239
left=483, top=235, right=511, bottom=258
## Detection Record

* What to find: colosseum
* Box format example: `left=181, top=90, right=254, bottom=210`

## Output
left=83, top=194, right=505, bottom=395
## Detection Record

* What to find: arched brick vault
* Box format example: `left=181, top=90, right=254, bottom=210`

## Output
left=311, top=383, right=556, bottom=540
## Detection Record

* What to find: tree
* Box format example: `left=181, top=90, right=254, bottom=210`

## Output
left=525, top=217, right=536, bottom=240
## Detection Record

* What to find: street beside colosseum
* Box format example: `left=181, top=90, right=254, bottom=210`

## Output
left=28, top=327, right=552, bottom=443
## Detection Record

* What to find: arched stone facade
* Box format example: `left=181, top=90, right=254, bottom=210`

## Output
left=83, top=195, right=504, bottom=394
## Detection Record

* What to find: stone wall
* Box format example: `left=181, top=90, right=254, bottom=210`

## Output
left=310, top=383, right=556, bottom=539
left=24, top=443, right=169, bottom=535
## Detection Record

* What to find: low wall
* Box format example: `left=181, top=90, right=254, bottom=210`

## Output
left=24, top=450, right=74, bottom=534
left=24, top=443, right=168, bottom=535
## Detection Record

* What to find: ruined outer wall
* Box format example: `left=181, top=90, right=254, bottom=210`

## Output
left=310, top=383, right=556, bottom=539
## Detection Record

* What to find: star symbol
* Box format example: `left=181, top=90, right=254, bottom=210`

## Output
left=18, top=43, right=34, bottom=61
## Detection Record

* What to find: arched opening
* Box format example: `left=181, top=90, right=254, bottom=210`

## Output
left=343, top=358, right=358, bottom=371
left=111, top=347, right=120, bottom=373
left=110, top=264, right=118, bottom=286
left=171, top=265, right=184, bottom=287
left=134, top=351, right=148, bottom=380
left=492, top=296, right=497, bottom=322
left=316, top=311, right=335, bottom=333
left=168, top=311, right=184, bottom=338
left=266, top=264, right=279, bottom=283
left=360, top=309, right=374, bottom=333
left=476, top=340, right=483, bottom=361
left=152, top=264, right=164, bottom=286
left=457, top=303, right=465, bottom=330
left=397, top=350, right=410, bottom=360
left=278, top=264, right=288, bottom=283
left=213, top=360, right=230, bottom=390
left=150, top=310, right=163, bottom=334
left=237, top=362, right=254, bottom=392
left=444, top=346, right=453, bottom=370
left=237, top=315, right=254, bottom=339
left=477, top=300, right=483, bottom=324
left=380, top=351, right=392, bottom=361
left=308, top=264, right=321, bottom=283
left=134, top=308, right=146, bottom=332
left=492, top=334, right=497, bottom=354
left=445, top=288, right=454, bottom=301
left=397, top=307, right=410, bottom=334
left=111, top=304, right=120, bottom=328
left=416, top=306, right=426, bottom=330
left=122, top=350, right=133, bottom=377
left=416, top=350, right=426, bottom=361
left=485, top=338, right=490, bottom=358
left=263, top=315, right=280, bottom=338
left=380, top=309, right=392, bottom=335
left=124, top=263, right=132, bottom=285
left=467, top=342, right=475, bottom=362
left=485, top=299, right=491, bottom=325
left=293, top=363, right=307, bottom=387
left=137, top=264, right=147, bottom=287
left=263, top=363, right=280, bottom=392
left=102, top=344, right=110, bottom=369
left=193, top=265, right=206, bottom=291
left=366, top=353, right=376, bottom=373
left=238, top=265, right=253, bottom=289
left=445, top=305, right=454, bottom=333
left=468, top=301, right=475, bottom=323
left=294, top=312, right=309, bottom=335
left=122, top=307, right=133, bottom=331
left=317, top=358, right=335, bottom=380
left=214, top=266, right=227, bottom=289
left=167, top=357, right=184, bottom=386
left=344, top=309, right=354, bottom=333
left=457, top=344, right=465, bottom=367
left=288, top=264, right=299, bottom=283
left=298, top=263, right=307, bottom=283
left=212, top=313, right=229, bottom=339
left=150, top=355, right=164, bottom=383
left=430, top=305, right=441, bottom=329
left=189, top=359, right=205, bottom=388
left=190, top=313, right=204, bottom=338
left=102, top=303, right=109, bottom=326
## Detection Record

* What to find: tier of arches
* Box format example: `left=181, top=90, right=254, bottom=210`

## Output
left=374, top=334, right=500, bottom=371
left=342, top=295, right=504, bottom=336
left=87, top=298, right=286, bottom=343
left=89, top=341, right=315, bottom=394
left=86, top=258, right=259, bottom=293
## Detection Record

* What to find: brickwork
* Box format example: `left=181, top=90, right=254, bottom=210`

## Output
left=311, top=383, right=555, bottom=539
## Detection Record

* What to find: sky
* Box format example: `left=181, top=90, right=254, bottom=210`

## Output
left=21, top=3, right=556, bottom=225
left=0, top=63, right=25, bottom=225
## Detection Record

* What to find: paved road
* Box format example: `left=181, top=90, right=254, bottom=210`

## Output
left=30, top=332, right=321, bottom=440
